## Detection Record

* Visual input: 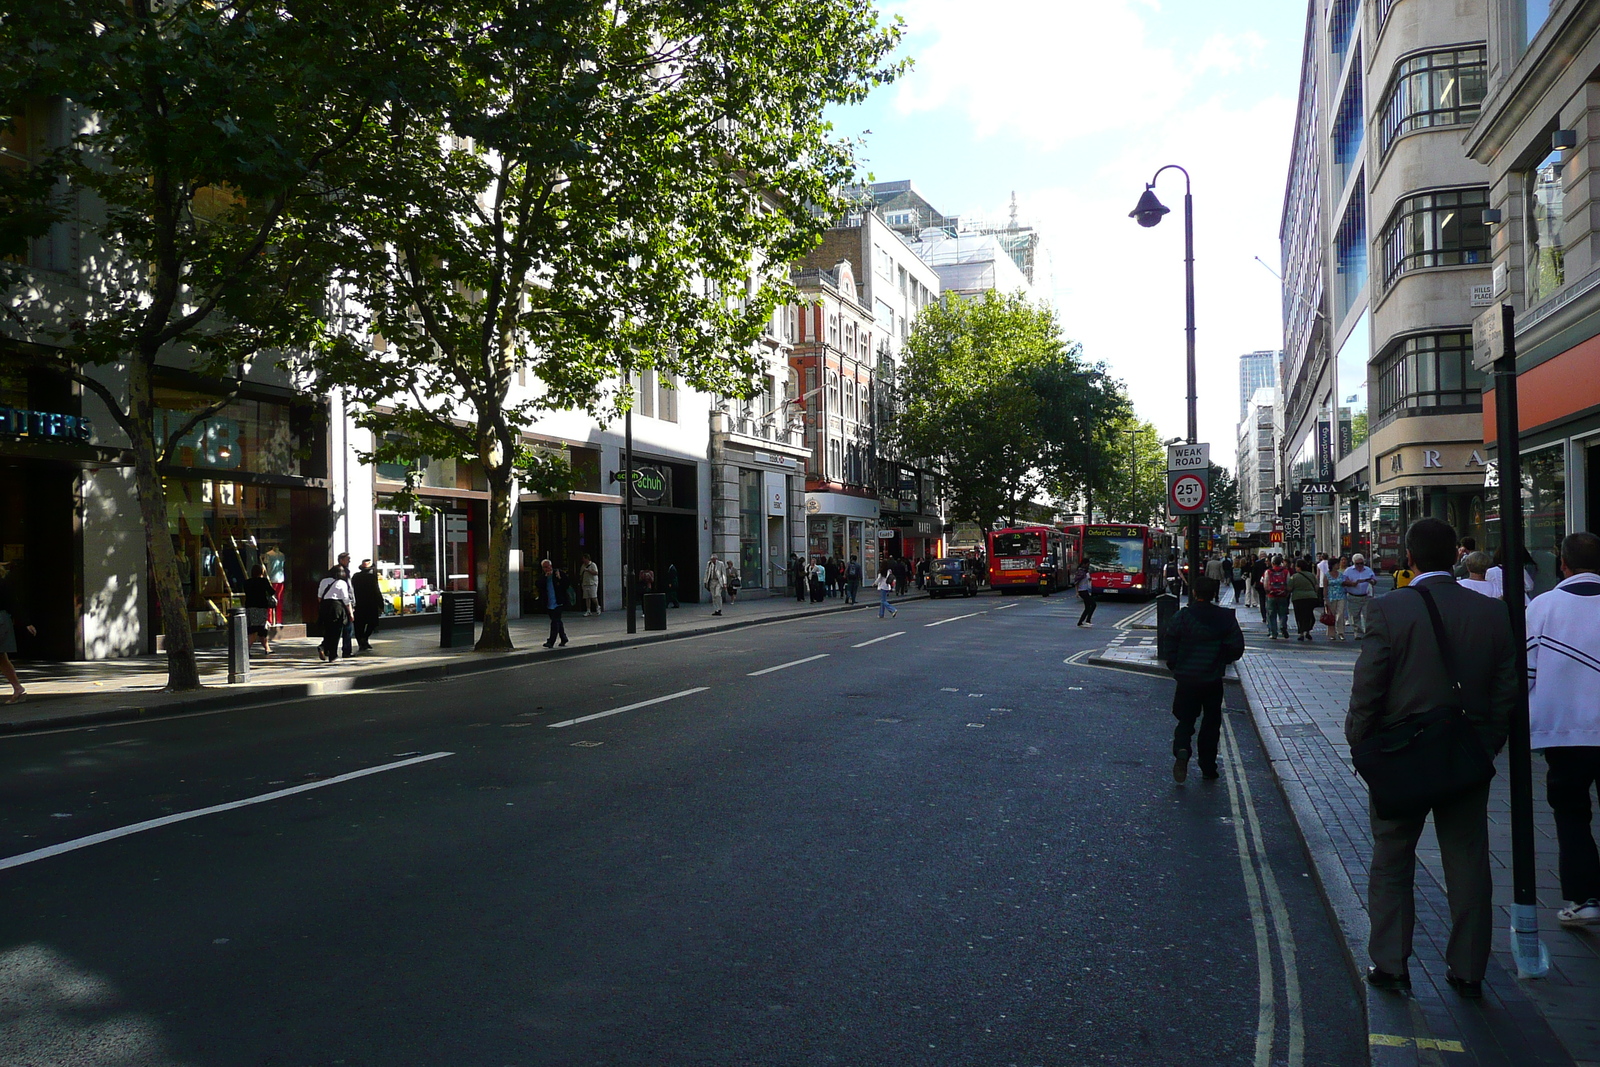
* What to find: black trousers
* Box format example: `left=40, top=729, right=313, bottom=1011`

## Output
left=354, top=609, right=380, bottom=650
left=545, top=606, right=567, bottom=646
left=1077, top=590, right=1097, bottom=624
left=794, top=579, right=805, bottom=602
left=318, top=603, right=348, bottom=661
left=1293, top=598, right=1318, bottom=636
left=845, top=580, right=858, bottom=604
left=1172, top=679, right=1225, bottom=771
left=1546, top=746, right=1600, bottom=903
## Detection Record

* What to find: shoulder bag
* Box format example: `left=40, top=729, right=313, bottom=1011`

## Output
left=1351, top=585, right=1496, bottom=820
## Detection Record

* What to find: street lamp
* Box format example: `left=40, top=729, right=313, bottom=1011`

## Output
left=1131, top=166, right=1199, bottom=589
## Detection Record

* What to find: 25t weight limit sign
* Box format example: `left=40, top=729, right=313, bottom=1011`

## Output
left=1168, top=471, right=1208, bottom=514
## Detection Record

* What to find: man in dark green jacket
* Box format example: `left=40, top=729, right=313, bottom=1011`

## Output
left=1163, top=576, right=1246, bottom=782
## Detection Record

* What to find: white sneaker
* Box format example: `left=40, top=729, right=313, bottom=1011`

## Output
left=1558, top=899, right=1600, bottom=927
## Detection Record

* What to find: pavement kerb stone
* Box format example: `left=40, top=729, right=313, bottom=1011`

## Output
left=1081, top=652, right=1243, bottom=686
left=0, top=595, right=924, bottom=736
left=1235, top=655, right=1370, bottom=985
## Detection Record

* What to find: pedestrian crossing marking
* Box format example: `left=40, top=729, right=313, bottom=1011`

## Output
left=1369, top=1034, right=1465, bottom=1052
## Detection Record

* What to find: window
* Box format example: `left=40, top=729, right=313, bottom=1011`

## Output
left=1330, top=0, right=1359, bottom=66
left=826, top=370, right=839, bottom=415
left=828, top=439, right=841, bottom=481
left=785, top=305, right=798, bottom=342
left=1332, top=52, right=1364, bottom=190
left=636, top=369, right=656, bottom=418
left=827, top=315, right=840, bottom=349
left=843, top=377, right=856, bottom=422
left=1525, top=149, right=1565, bottom=305
left=898, top=266, right=908, bottom=294
left=1375, top=332, right=1483, bottom=418
left=885, top=210, right=915, bottom=227
left=1378, top=49, right=1486, bottom=157
left=1334, top=187, right=1367, bottom=319
left=657, top=373, right=677, bottom=423
left=1380, top=187, right=1489, bottom=288
left=1522, top=0, right=1552, bottom=50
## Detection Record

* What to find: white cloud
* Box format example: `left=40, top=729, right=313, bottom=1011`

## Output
left=879, top=0, right=1296, bottom=452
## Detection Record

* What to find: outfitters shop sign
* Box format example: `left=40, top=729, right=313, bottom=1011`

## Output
left=0, top=406, right=94, bottom=442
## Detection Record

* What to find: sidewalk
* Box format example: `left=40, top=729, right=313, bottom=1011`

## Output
left=2, top=589, right=918, bottom=734
left=1088, top=592, right=1597, bottom=1064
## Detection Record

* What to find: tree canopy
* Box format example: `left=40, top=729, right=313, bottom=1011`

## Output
left=893, top=291, right=1127, bottom=530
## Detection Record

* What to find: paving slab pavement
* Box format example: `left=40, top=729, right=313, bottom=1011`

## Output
left=1220, top=592, right=1598, bottom=1066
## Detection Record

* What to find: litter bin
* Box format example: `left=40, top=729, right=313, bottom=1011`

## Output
left=1154, top=593, right=1180, bottom=662
left=440, top=589, right=476, bottom=648
left=642, top=592, right=667, bottom=632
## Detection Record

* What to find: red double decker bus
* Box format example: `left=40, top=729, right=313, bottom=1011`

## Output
left=987, top=525, right=1077, bottom=595
left=1060, top=523, right=1162, bottom=596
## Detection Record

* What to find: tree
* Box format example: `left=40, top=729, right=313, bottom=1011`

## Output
left=307, top=0, right=904, bottom=651
left=1090, top=419, right=1167, bottom=525
left=1207, top=462, right=1240, bottom=527
left=0, top=0, right=423, bottom=688
left=895, top=291, right=1111, bottom=530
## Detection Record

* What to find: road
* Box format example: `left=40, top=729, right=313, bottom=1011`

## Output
left=0, top=594, right=1365, bottom=1067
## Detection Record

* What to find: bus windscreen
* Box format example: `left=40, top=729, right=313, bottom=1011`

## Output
left=993, top=532, right=1043, bottom=557
left=1084, top=534, right=1144, bottom=574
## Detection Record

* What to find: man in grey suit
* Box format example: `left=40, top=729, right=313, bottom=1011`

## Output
left=1345, top=517, right=1517, bottom=998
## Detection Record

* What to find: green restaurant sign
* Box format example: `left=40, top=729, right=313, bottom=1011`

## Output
left=629, top=465, right=668, bottom=504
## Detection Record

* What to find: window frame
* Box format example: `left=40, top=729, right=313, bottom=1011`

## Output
left=1374, top=331, right=1483, bottom=420
left=1379, top=187, right=1490, bottom=289
left=1377, top=47, right=1487, bottom=159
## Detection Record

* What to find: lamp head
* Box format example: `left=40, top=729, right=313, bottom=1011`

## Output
left=1130, top=186, right=1169, bottom=228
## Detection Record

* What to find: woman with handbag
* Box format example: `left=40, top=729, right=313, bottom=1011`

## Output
left=243, top=563, right=279, bottom=655
left=1288, top=559, right=1320, bottom=642
left=1323, top=555, right=1349, bottom=640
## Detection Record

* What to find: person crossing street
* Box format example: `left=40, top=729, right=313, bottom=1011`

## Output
left=1162, top=575, right=1245, bottom=782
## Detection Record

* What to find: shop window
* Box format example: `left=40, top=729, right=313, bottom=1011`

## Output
left=164, top=479, right=316, bottom=632
left=1378, top=48, right=1486, bottom=158
left=376, top=509, right=441, bottom=614
left=568, top=446, right=601, bottom=493
left=738, top=469, right=762, bottom=587
left=1380, top=187, right=1489, bottom=288
left=1525, top=149, right=1565, bottom=306
left=153, top=385, right=312, bottom=477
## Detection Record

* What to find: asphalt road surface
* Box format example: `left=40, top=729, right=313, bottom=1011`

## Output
left=0, top=594, right=1366, bottom=1066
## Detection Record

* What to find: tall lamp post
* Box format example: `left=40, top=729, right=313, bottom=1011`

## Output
left=1131, top=165, right=1200, bottom=589
left=1126, top=427, right=1139, bottom=523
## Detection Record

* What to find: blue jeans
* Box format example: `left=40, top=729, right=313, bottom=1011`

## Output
left=878, top=589, right=896, bottom=618
left=1267, top=597, right=1289, bottom=637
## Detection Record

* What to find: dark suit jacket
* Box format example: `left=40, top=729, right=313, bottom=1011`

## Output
left=1345, top=574, right=1516, bottom=755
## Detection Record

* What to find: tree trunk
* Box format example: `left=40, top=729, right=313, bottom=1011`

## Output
left=476, top=462, right=515, bottom=652
left=127, top=359, right=202, bottom=690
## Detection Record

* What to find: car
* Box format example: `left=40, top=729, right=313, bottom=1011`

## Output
left=926, top=557, right=981, bottom=598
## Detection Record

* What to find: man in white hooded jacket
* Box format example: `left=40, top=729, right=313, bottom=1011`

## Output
left=1526, top=531, right=1600, bottom=927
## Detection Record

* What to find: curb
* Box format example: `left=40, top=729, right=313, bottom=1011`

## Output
left=0, top=594, right=928, bottom=736
left=1082, top=653, right=1242, bottom=686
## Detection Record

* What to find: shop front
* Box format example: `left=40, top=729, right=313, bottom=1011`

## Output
left=0, top=361, right=125, bottom=660
left=804, top=490, right=878, bottom=578
left=154, top=377, right=329, bottom=644
left=628, top=457, right=701, bottom=604
left=373, top=455, right=488, bottom=621
left=1370, top=433, right=1492, bottom=572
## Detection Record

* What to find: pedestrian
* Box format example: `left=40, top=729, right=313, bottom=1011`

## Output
left=350, top=559, right=382, bottom=652
left=1222, top=554, right=1239, bottom=604
left=704, top=554, right=728, bottom=616
left=1251, top=553, right=1270, bottom=618
left=1163, top=575, right=1245, bottom=782
left=1264, top=555, right=1291, bottom=639
left=1073, top=559, right=1097, bottom=627
left=810, top=558, right=827, bottom=603
left=1346, top=517, right=1516, bottom=997
left=875, top=567, right=897, bottom=619
left=1289, top=558, right=1319, bottom=642
left=1316, top=552, right=1331, bottom=601
left=0, top=562, right=36, bottom=704
left=579, top=553, right=600, bottom=616
left=1340, top=553, right=1378, bottom=637
left=1325, top=555, right=1350, bottom=641
left=1453, top=536, right=1477, bottom=579
left=916, top=555, right=930, bottom=591
left=243, top=562, right=279, bottom=656
left=1391, top=560, right=1415, bottom=589
left=791, top=554, right=806, bottom=602
left=1525, top=531, right=1600, bottom=928
left=1457, top=551, right=1497, bottom=598
left=332, top=552, right=356, bottom=657
left=1487, top=547, right=1536, bottom=603
left=845, top=555, right=862, bottom=604
left=1164, top=555, right=1183, bottom=597
left=892, top=555, right=910, bottom=596
left=315, top=565, right=355, bottom=663
left=825, top=556, right=839, bottom=598
left=725, top=561, right=739, bottom=602
left=665, top=562, right=679, bottom=608
left=537, top=558, right=569, bottom=646
left=1204, top=554, right=1225, bottom=585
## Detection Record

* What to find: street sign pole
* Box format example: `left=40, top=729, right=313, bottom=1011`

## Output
left=1485, top=303, right=1548, bottom=977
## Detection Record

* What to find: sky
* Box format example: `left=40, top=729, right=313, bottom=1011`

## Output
left=832, top=0, right=1308, bottom=457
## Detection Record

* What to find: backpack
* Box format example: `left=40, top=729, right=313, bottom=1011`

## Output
left=1265, top=567, right=1288, bottom=597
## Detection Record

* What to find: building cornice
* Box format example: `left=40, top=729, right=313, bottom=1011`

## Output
left=1465, top=1, right=1600, bottom=162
